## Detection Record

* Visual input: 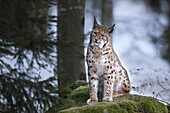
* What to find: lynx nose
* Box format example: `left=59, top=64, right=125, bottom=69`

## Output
left=95, top=39, right=98, bottom=43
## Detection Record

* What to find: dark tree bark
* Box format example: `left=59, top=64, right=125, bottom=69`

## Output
left=92, top=0, right=113, bottom=42
left=0, top=1, right=57, bottom=112
left=101, top=0, right=113, bottom=27
left=92, top=0, right=113, bottom=26
left=101, top=0, right=113, bottom=43
left=165, top=0, right=170, bottom=63
left=57, top=0, right=86, bottom=93
left=92, top=0, right=102, bottom=21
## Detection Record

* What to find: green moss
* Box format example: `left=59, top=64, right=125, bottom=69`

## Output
left=68, top=86, right=89, bottom=103
left=59, top=94, right=168, bottom=113
left=167, top=105, right=170, bottom=112
left=46, top=83, right=169, bottom=113
left=59, top=80, right=88, bottom=98
left=46, top=81, right=88, bottom=113
left=46, top=98, right=76, bottom=113
left=139, top=97, right=168, bottom=113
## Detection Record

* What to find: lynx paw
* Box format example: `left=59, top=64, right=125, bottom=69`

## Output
left=102, top=96, right=113, bottom=102
left=86, top=98, right=98, bottom=105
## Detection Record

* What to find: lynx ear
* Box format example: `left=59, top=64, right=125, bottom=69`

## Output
left=108, top=24, right=115, bottom=33
left=93, top=16, right=99, bottom=28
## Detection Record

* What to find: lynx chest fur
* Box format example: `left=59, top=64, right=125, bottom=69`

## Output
left=86, top=17, right=130, bottom=105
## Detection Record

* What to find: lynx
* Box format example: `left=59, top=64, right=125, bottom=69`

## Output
left=86, top=17, right=130, bottom=104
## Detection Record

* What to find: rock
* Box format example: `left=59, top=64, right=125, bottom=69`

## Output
left=59, top=95, right=168, bottom=113
left=58, top=80, right=88, bottom=99
left=68, top=86, right=89, bottom=103
left=46, top=85, right=169, bottom=113
left=46, top=81, right=88, bottom=113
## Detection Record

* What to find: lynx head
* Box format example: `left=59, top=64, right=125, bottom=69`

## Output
left=90, top=16, right=115, bottom=48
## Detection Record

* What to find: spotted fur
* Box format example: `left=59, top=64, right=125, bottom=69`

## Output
left=86, top=17, right=130, bottom=104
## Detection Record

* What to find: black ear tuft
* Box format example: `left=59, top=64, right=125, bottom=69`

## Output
left=109, top=24, right=115, bottom=33
left=93, top=16, right=99, bottom=28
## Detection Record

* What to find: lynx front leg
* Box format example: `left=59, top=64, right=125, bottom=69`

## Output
left=87, top=74, right=99, bottom=105
left=102, top=74, right=114, bottom=102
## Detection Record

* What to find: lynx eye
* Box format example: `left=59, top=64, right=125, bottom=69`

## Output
left=101, top=34, right=105, bottom=37
left=93, top=32, right=97, bottom=35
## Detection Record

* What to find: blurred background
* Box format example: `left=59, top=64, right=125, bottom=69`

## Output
left=0, top=0, right=170, bottom=112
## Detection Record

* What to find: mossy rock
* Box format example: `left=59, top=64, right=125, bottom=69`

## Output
left=59, top=80, right=88, bottom=98
left=46, top=85, right=169, bottom=113
left=46, top=81, right=88, bottom=113
left=68, top=86, right=89, bottom=103
left=59, top=95, right=168, bottom=113
left=167, top=105, right=170, bottom=112
left=46, top=98, right=76, bottom=113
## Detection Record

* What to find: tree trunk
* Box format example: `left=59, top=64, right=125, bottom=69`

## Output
left=92, top=0, right=113, bottom=25
left=101, top=0, right=113, bottom=27
left=57, top=0, right=86, bottom=94
left=92, top=0, right=102, bottom=22
left=92, top=0, right=113, bottom=42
